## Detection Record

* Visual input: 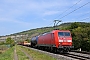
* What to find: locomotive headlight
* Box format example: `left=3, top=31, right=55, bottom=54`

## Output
left=59, top=40, right=63, bottom=42
left=67, top=40, right=72, bottom=42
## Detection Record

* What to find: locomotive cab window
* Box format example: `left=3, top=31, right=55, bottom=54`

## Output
left=58, top=32, right=64, bottom=36
left=58, top=32, right=70, bottom=36
left=65, top=32, right=70, bottom=36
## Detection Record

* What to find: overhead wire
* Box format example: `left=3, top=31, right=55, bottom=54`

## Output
left=46, top=21, right=54, bottom=27
left=53, top=0, right=83, bottom=26
left=76, top=12, right=90, bottom=19
left=80, top=17, right=90, bottom=21
left=46, top=0, right=82, bottom=27
left=46, top=1, right=90, bottom=27
left=54, top=0, right=82, bottom=19
left=59, top=1, right=90, bottom=19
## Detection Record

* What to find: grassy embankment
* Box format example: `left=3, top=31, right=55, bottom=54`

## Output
left=0, top=46, right=14, bottom=60
left=17, top=45, right=56, bottom=60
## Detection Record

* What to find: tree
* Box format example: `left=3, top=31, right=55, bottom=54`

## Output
left=70, top=22, right=79, bottom=29
left=0, top=41, right=4, bottom=45
left=6, top=37, right=15, bottom=47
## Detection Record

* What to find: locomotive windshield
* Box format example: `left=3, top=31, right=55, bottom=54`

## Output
left=58, top=32, right=70, bottom=36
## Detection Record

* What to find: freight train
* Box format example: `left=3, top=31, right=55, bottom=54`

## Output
left=31, top=30, right=74, bottom=53
left=18, top=41, right=31, bottom=46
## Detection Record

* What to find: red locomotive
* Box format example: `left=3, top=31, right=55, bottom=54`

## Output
left=31, top=30, right=73, bottom=53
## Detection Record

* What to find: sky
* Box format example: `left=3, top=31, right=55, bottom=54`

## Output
left=0, top=0, right=90, bottom=36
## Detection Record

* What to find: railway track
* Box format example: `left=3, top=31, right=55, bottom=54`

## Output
left=71, top=50, right=90, bottom=55
left=60, top=51, right=90, bottom=60
left=22, top=45, right=90, bottom=60
left=62, top=51, right=90, bottom=60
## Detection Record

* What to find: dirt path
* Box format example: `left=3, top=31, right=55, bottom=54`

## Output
left=14, top=46, right=18, bottom=60
left=20, top=49, right=33, bottom=60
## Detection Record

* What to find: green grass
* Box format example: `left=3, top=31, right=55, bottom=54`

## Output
left=0, top=45, right=9, bottom=54
left=18, top=45, right=56, bottom=60
left=0, top=46, right=14, bottom=60
left=16, top=45, right=29, bottom=60
left=0, top=45, right=57, bottom=60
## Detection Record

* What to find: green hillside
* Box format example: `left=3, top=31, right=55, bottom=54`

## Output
left=12, top=22, right=71, bottom=37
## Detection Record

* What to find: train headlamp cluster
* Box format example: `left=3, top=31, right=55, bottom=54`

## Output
left=59, top=40, right=72, bottom=42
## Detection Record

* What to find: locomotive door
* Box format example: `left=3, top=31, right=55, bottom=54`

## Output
left=51, top=33, right=55, bottom=45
